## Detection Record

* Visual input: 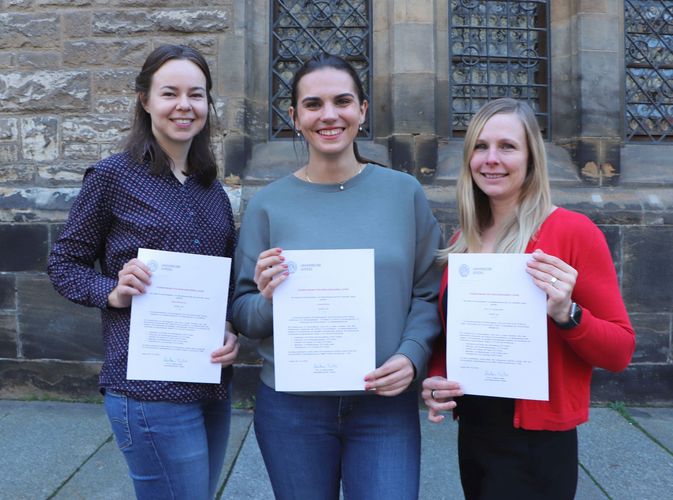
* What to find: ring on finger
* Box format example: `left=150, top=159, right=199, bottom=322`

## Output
left=431, top=389, right=437, bottom=400
left=550, top=276, right=558, bottom=286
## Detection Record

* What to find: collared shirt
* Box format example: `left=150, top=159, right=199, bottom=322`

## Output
left=48, top=152, right=236, bottom=401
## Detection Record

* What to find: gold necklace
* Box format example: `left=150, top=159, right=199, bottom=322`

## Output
left=304, top=164, right=364, bottom=191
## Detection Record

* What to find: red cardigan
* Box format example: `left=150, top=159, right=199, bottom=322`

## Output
left=428, top=208, right=635, bottom=431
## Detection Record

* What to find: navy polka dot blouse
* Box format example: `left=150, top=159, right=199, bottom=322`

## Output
left=48, top=152, right=236, bottom=402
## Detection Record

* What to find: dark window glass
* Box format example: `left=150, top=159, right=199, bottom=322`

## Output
left=449, top=0, right=550, bottom=137
left=270, top=0, right=372, bottom=139
left=625, top=0, right=673, bottom=142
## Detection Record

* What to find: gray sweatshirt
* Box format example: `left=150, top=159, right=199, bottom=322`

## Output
left=231, top=164, right=443, bottom=394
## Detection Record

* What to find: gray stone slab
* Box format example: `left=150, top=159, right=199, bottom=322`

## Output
left=217, top=409, right=254, bottom=494
left=578, top=407, right=673, bottom=500
left=576, top=469, right=608, bottom=500
left=18, top=275, right=104, bottom=360
left=628, top=406, right=673, bottom=453
left=419, top=412, right=462, bottom=500
left=221, top=426, right=274, bottom=500
left=3, top=401, right=669, bottom=500
left=53, top=407, right=253, bottom=499
left=0, top=400, right=111, bottom=500
left=53, top=439, right=134, bottom=500
left=621, top=144, right=673, bottom=185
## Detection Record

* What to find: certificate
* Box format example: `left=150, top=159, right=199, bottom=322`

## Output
left=127, top=248, right=231, bottom=384
left=446, top=254, right=548, bottom=400
left=272, top=249, right=376, bottom=392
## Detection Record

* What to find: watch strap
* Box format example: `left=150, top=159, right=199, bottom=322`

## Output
left=554, top=302, right=582, bottom=329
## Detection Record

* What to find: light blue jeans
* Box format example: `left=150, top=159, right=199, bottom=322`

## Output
left=254, top=382, right=421, bottom=500
left=104, top=391, right=231, bottom=500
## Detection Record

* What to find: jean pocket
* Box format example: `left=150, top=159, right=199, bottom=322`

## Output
left=104, top=391, right=133, bottom=451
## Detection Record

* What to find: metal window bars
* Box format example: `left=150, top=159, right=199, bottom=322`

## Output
left=449, top=0, right=550, bottom=137
left=625, top=0, right=673, bottom=142
left=270, top=0, right=372, bottom=139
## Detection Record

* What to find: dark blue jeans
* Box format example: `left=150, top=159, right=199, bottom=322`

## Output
left=104, top=391, right=231, bottom=500
left=254, top=382, right=421, bottom=500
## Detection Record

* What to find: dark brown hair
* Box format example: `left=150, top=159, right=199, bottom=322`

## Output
left=126, top=44, right=218, bottom=186
left=291, top=52, right=384, bottom=167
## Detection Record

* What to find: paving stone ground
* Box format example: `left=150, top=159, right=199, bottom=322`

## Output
left=1, top=401, right=671, bottom=500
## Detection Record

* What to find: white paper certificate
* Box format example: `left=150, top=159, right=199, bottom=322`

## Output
left=272, top=249, right=376, bottom=392
left=127, top=248, right=231, bottom=384
left=446, top=254, right=548, bottom=400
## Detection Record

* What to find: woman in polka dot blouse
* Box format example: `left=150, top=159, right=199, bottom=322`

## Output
left=48, top=45, right=238, bottom=500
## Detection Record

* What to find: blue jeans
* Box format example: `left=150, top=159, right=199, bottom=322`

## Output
left=254, top=382, right=420, bottom=500
left=104, top=391, right=231, bottom=500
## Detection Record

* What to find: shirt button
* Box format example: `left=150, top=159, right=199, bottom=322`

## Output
left=194, top=239, right=200, bottom=246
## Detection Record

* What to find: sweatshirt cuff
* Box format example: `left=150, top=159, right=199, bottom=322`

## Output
left=255, top=293, right=274, bottom=327
left=396, top=339, right=429, bottom=381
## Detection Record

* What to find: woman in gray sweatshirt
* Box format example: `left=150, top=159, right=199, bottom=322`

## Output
left=231, top=52, right=442, bottom=500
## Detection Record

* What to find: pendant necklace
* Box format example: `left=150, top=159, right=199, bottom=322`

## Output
left=304, top=164, right=364, bottom=191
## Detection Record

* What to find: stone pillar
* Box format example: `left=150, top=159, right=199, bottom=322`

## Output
left=387, top=0, right=439, bottom=181
left=218, top=1, right=251, bottom=180
left=218, top=0, right=269, bottom=183
left=551, top=0, right=624, bottom=185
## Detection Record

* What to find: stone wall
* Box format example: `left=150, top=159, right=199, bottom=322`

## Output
left=0, top=0, right=259, bottom=402
left=1, top=0, right=672, bottom=404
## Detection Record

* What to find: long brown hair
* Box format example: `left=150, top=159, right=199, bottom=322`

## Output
left=125, top=44, right=219, bottom=186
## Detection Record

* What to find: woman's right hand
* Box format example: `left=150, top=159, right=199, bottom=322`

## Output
left=254, top=248, right=288, bottom=301
left=107, top=258, right=152, bottom=308
left=422, top=376, right=464, bottom=423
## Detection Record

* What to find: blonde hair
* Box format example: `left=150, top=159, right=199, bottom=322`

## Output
left=439, top=98, right=552, bottom=262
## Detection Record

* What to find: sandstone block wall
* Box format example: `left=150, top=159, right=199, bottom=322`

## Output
left=0, top=0, right=260, bottom=402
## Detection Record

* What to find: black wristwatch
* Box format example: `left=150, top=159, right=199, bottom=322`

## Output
left=554, top=302, right=582, bottom=329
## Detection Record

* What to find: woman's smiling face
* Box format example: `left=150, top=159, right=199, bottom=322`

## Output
left=290, top=67, right=367, bottom=161
left=469, top=112, right=529, bottom=207
left=142, top=58, right=208, bottom=153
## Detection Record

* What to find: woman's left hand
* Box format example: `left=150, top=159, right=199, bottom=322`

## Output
left=526, top=249, right=578, bottom=324
left=363, top=354, right=414, bottom=397
left=210, top=322, right=239, bottom=367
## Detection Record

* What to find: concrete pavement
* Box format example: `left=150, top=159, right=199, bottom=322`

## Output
left=1, top=400, right=672, bottom=499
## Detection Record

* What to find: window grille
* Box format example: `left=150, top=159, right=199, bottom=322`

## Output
left=270, top=0, right=372, bottom=139
left=449, top=0, right=550, bottom=137
left=625, top=0, right=673, bottom=142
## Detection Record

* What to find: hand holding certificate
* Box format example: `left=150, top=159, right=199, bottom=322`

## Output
left=127, top=248, right=231, bottom=384
left=446, top=253, right=548, bottom=400
left=272, top=249, right=376, bottom=392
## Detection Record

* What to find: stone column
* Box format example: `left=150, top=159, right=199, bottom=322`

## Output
left=387, top=0, right=439, bottom=181
left=218, top=0, right=255, bottom=179
left=551, top=0, right=625, bottom=185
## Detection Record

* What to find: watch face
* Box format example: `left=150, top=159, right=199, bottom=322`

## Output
left=570, top=303, right=582, bottom=325
left=556, top=302, right=581, bottom=329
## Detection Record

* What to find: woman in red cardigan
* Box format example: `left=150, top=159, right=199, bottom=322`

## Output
left=422, top=98, right=635, bottom=500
